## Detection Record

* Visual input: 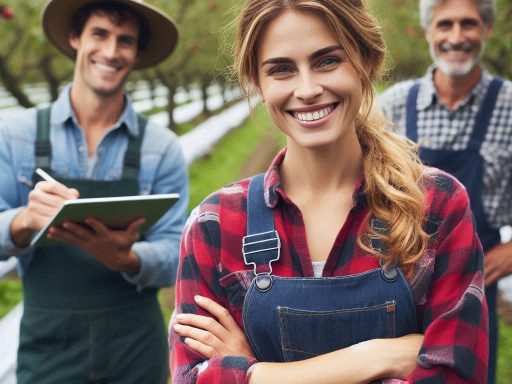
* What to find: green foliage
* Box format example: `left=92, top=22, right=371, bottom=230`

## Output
left=143, top=0, right=240, bottom=87
left=0, top=278, right=22, bottom=318
left=0, top=0, right=72, bottom=85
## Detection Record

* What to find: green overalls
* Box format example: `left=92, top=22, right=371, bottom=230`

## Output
left=16, top=108, right=169, bottom=384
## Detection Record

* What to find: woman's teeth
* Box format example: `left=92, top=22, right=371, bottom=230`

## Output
left=293, top=105, right=334, bottom=122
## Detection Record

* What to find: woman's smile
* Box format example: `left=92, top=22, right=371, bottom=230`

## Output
left=289, top=103, right=338, bottom=122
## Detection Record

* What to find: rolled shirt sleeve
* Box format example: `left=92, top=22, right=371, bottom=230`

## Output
left=123, top=124, right=189, bottom=289
left=408, top=172, right=488, bottom=383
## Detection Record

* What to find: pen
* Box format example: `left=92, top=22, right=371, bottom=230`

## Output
left=35, top=168, right=57, bottom=183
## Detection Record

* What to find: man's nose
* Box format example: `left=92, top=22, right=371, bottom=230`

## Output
left=102, top=38, right=120, bottom=58
left=446, top=23, right=464, bottom=45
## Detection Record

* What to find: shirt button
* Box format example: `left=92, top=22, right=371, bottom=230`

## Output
left=79, top=145, right=86, bottom=152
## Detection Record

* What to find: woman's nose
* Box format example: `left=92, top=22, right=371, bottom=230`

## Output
left=293, top=73, right=323, bottom=103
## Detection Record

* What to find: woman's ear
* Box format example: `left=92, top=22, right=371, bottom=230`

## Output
left=253, top=81, right=264, bottom=102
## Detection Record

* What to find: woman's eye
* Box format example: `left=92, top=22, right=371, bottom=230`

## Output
left=319, top=57, right=341, bottom=67
left=269, top=65, right=291, bottom=76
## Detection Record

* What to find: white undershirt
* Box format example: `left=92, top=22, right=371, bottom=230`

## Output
left=312, top=261, right=326, bottom=278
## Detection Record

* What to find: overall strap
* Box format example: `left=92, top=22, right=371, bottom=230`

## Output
left=243, top=173, right=280, bottom=290
left=35, top=106, right=52, bottom=170
left=122, top=114, right=147, bottom=180
left=247, top=173, right=274, bottom=235
left=405, top=82, right=421, bottom=142
left=467, top=77, right=504, bottom=151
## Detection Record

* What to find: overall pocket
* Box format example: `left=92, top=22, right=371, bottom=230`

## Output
left=278, top=300, right=396, bottom=362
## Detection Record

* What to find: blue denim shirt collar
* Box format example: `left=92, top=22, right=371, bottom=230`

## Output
left=51, top=84, right=141, bottom=137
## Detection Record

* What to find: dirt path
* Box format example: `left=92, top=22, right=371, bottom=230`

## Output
left=238, top=131, right=282, bottom=179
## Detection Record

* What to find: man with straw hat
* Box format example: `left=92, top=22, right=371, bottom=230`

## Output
left=0, top=1, right=188, bottom=383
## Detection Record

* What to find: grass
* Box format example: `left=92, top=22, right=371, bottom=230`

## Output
left=0, top=278, right=23, bottom=318
left=498, top=319, right=512, bottom=383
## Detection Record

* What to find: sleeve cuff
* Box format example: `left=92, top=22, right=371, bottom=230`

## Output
left=196, top=356, right=258, bottom=384
left=0, top=207, right=28, bottom=255
left=121, top=241, right=159, bottom=291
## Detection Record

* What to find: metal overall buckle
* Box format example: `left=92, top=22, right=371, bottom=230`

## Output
left=242, top=230, right=281, bottom=292
left=379, top=259, right=398, bottom=282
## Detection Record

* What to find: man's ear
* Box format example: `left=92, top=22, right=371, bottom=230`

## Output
left=424, top=26, right=432, bottom=45
left=69, top=32, right=80, bottom=50
left=484, top=23, right=493, bottom=39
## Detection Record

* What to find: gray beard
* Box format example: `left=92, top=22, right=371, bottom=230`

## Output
left=429, top=41, right=485, bottom=78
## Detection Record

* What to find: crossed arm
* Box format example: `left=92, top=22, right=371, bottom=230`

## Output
left=172, top=294, right=423, bottom=384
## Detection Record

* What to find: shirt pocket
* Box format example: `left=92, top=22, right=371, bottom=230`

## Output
left=138, top=153, right=161, bottom=195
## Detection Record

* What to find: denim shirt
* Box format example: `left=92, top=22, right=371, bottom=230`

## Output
left=0, top=85, right=189, bottom=290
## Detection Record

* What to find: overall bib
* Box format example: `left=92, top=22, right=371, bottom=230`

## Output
left=406, top=78, right=503, bottom=384
left=241, top=174, right=418, bottom=368
left=16, top=108, right=168, bottom=384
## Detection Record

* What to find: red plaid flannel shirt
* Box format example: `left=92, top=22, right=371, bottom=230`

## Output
left=170, top=150, right=488, bottom=383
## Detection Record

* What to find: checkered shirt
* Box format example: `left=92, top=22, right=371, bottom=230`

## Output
left=378, top=67, right=512, bottom=229
left=170, top=150, right=488, bottom=383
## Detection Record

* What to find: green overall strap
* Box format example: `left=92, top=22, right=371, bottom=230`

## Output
left=122, top=114, right=147, bottom=181
left=36, top=108, right=146, bottom=182
left=35, top=106, right=52, bottom=170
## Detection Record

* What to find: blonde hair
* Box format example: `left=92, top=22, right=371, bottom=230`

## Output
left=235, top=0, right=430, bottom=273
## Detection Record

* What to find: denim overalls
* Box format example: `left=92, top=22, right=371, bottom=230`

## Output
left=406, top=78, right=503, bottom=384
left=16, top=107, right=168, bottom=384
left=241, top=174, right=418, bottom=364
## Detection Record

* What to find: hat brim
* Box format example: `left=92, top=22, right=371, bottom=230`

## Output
left=41, top=0, right=179, bottom=69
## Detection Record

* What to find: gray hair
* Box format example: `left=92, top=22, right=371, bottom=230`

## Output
left=419, top=0, right=496, bottom=29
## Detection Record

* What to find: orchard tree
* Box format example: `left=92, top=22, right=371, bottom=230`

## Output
left=0, top=0, right=71, bottom=107
left=149, top=0, right=239, bottom=131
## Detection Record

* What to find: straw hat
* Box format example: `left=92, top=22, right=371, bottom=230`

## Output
left=41, top=0, right=179, bottom=69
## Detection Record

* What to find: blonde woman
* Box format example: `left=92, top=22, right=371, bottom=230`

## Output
left=170, top=0, right=488, bottom=383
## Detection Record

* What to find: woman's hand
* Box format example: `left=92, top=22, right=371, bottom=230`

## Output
left=373, top=334, right=424, bottom=379
left=174, top=295, right=256, bottom=359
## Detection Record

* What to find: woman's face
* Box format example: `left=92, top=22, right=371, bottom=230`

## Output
left=255, top=10, right=363, bottom=151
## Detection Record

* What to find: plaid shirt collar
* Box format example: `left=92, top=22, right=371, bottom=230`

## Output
left=417, top=65, right=494, bottom=112
left=263, top=148, right=366, bottom=209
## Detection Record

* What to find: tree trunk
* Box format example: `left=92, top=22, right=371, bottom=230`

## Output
left=167, top=86, right=177, bottom=132
left=39, top=55, right=61, bottom=102
left=0, top=57, right=33, bottom=108
left=200, top=77, right=210, bottom=117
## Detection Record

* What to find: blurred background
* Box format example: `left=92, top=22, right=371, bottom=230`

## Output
left=0, top=0, right=511, bottom=382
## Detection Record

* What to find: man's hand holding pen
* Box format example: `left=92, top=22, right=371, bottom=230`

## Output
left=10, top=168, right=79, bottom=247
left=12, top=168, right=142, bottom=275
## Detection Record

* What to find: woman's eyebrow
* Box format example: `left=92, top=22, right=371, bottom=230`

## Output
left=261, top=45, right=344, bottom=67
left=261, top=57, right=293, bottom=66
left=309, top=45, right=344, bottom=60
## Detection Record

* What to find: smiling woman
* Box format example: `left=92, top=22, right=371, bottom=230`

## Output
left=256, top=13, right=362, bottom=152
left=170, top=1, right=488, bottom=383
